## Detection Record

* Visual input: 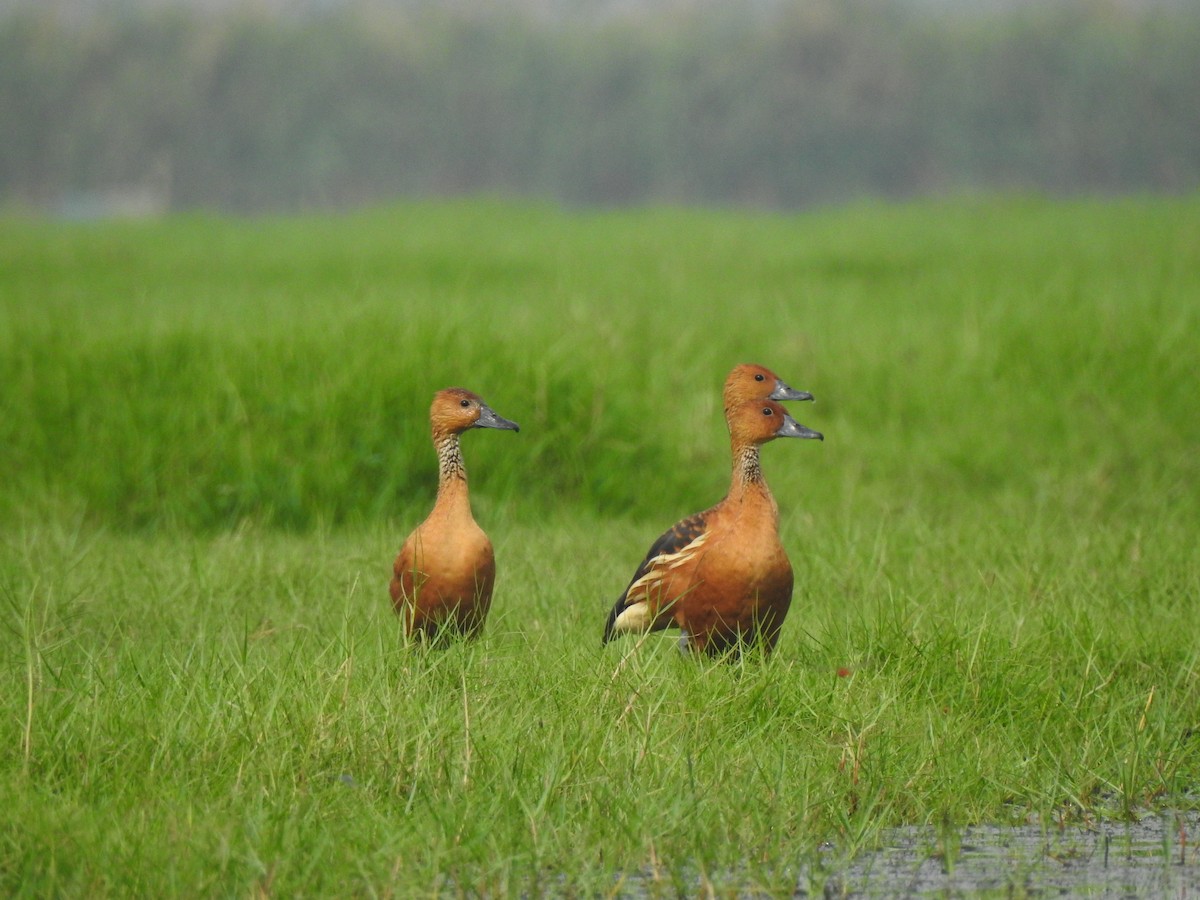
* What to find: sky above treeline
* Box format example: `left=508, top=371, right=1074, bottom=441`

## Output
left=0, top=0, right=1189, bottom=17
left=4, top=0, right=1196, bottom=212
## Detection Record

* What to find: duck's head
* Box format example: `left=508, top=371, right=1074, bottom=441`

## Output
left=730, top=399, right=824, bottom=445
left=723, top=363, right=813, bottom=412
left=430, top=388, right=520, bottom=438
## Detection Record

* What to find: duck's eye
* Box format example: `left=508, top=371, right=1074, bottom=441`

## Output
left=754, top=373, right=765, bottom=382
left=460, top=399, right=471, bottom=408
left=762, top=407, right=773, bottom=416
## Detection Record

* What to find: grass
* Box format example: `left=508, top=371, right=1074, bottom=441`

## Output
left=1, top=195, right=1199, bottom=895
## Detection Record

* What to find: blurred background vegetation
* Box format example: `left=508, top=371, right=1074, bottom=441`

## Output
left=2, top=198, right=1196, bottom=531
left=1, top=0, right=1197, bottom=214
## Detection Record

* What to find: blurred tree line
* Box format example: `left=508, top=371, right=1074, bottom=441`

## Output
left=1, top=0, right=1197, bottom=212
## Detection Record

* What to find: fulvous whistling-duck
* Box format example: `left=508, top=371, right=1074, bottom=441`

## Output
left=602, top=369, right=822, bottom=655
left=390, top=388, right=519, bottom=641
left=722, top=362, right=815, bottom=408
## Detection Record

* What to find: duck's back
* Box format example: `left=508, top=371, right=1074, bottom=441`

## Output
left=602, top=509, right=711, bottom=640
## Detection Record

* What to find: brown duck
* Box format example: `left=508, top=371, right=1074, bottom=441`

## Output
left=390, top=388, right=519, bottom=641
left=603, top=367, right=821, bottom=655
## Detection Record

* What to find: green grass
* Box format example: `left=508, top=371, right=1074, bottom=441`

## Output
left=1, top=196, right=1199, bottom=895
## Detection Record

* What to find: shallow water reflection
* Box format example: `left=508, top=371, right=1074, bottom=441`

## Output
left=823, top=811, right=1200, bottom=897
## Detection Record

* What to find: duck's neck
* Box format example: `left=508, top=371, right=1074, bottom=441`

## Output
left=434, top=433, right=472, bottom=513
left=728, top=439, right=768, bottom=503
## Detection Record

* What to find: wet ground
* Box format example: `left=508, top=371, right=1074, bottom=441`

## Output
left=817, top=811, right=1200, bottom=897
left=612, top=811, right=1200, bottom=897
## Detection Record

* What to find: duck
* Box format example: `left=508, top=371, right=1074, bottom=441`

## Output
left=390, top=388, right=519, bottom=641
left=602, top=369, right=822, bottom=655
left=722, top=362, right=814, bottom=408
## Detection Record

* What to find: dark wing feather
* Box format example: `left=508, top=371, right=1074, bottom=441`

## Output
left=602, top=511, right=708, bottom=643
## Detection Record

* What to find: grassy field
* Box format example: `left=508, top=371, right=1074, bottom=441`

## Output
left=1, top=196, right=1198, bottom=895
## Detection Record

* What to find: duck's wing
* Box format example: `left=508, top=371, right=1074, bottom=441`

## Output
left=390, top=538, right=417, bottom=606
left=602, top=511, right=709, bottom=643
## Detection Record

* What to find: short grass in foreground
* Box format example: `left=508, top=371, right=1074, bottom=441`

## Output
left=2, top=509, right=1197, bottom=895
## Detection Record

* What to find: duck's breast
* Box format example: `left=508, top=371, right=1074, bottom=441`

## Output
left=678, top=503, right=793, bottom=641
left=392, top=513, right=494, bottom=607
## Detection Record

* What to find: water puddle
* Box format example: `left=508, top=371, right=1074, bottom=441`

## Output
left=820, top=811, right=1200, bottom=897
left=607, top=812, right=1200, bottom=897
